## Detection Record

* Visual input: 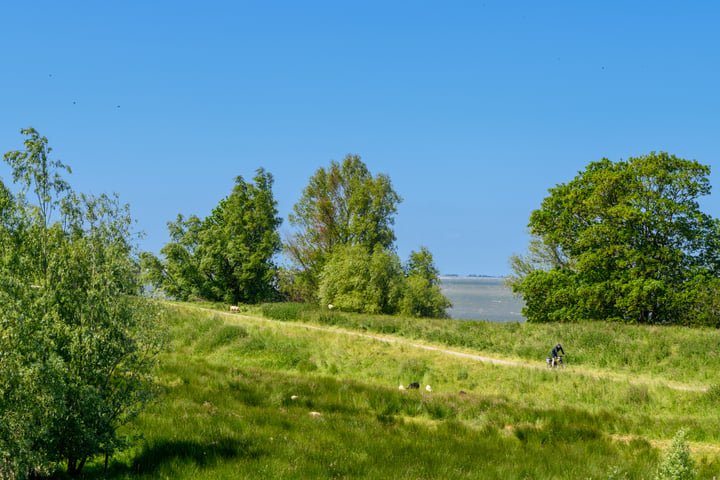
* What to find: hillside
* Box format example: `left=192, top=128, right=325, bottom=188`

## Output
left=93, top=303, right=720, bottom=479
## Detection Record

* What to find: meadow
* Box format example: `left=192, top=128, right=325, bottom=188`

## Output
left=82, top=302, right=720, bottom=479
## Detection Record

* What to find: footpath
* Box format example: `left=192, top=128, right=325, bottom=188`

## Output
left=176, top=303, right=707, bottom=393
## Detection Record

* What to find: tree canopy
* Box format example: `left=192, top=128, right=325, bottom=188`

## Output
left=283, top=154, right=450, bottom=317
left=285, top=154, right=402, bottom=297
left=510, top=152, right=720, bottom=325
left=316, top=244, right=450, bottom=318
left=0, top=128, right=164, bottom=477
left=401, top=246, right=452, bottom=318
left=142, top=168, right=282, bottom=304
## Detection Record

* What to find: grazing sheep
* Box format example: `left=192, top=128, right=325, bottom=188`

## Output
left=408, top=382, right=420, bottom=389
left=328, top=304, right=334, bottom=310
left=229, top=305, right=240, bottom=312
left=291, top=395, right=298, bottom=400
left=426, top=385, right=432, bottom=392
left=310, top=411, right=322, bottom=417
left=399, top=385, right=405, bottom=390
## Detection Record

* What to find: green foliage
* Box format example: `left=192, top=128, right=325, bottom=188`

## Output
left=655, top=430, right=696, bottom=480
left=405, top=246, right=440, bottom=282
left=0, top=128, right=164, bottom=477
left=286, top=154, right=402, bottom=299
left=318, top=244, right=405, bottom=315
left=316, top=245, right=450, bottom=318
left=400, top=246, right=451, bottom=318
left=142, top=168, right=282, bottom=304
left=284, top=157, right=448, bottom=317
left=512, top=152, right=720, bottom=325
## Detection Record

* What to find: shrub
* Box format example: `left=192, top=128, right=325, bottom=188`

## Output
left=655, top=429, right=696, bottom=480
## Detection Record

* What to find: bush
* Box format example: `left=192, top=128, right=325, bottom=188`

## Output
left=655, top=429, right=696, bottom=480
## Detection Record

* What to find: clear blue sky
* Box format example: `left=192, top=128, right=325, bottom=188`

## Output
left=1, top=1, right=719, bottom=276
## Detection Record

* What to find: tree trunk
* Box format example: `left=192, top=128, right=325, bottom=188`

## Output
left=66, top=455, right=87, bottom=477
left=66, top=456, right=77, bottom=476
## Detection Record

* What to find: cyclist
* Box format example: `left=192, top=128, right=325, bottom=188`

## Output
left=550, top=343, right=565, bottom=367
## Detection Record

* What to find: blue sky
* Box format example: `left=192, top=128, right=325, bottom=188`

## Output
left=1, top=1, right=719, bottom=276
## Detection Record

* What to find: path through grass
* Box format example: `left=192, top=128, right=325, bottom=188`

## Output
left=84, top=303, right=720, bottom=479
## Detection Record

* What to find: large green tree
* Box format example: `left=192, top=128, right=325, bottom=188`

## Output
left=142, top=168, right=282, bottom=304
left=0, top=128, right=164, bottom=477
left=511, top=152, right=720, bottom=325
left=318, top=244, right=405, bottom=315
left=285, top=154, right=402, bottom=298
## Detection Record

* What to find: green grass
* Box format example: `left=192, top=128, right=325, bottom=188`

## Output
left=76, top=303, right=720, bottom=479
left=259, top=302, right=720, bottom=387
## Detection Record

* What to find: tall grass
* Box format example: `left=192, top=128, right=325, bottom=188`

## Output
left=77, top=304, right=720, bottom=479
left=259, top=302, right=720, bottom=386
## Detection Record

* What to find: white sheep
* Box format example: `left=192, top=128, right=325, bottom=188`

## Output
left=229, top=305, right=240, bottom=312
left=328, top=304, right=334, bottom=310
left=398, top=385, right=405, bottom=390
left=426, top=385, right=432, bottom=392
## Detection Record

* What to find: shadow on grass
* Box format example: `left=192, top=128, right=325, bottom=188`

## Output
left=105, top=437, right=265, bottom=477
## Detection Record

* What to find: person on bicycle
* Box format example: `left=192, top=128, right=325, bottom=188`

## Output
left=550, top=343, right=565, bottom=367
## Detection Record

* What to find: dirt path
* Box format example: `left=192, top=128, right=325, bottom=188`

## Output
left=176, top=304, right=707, bottom=392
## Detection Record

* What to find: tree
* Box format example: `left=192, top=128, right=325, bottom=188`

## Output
left=511, top=152, right=720, bottom=325
left=142, top=168, right=282, bottom=304
left=0, top=128, right=164, bottom=477
left=401, top=246, right=452, bottom=318
left=318, top=244, right=405, bottom=315
left=286, top=154, right=402, bottom=299
left=317, top=245, right=451, bottom=318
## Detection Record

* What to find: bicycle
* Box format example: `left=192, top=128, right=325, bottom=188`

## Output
left=546, top=354, right=566, bottom=368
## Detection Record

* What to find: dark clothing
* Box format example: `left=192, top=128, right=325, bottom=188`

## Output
left=551, top=345, right=565, bottom=358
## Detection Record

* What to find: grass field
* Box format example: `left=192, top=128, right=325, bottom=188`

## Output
left=80, top=302, right=720, bottom=479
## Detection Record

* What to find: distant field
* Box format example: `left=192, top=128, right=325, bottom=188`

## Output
left=440, top=276, right=525, bottom=322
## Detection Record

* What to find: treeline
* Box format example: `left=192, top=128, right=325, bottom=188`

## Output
left=141, top=154, right=451, bottom=318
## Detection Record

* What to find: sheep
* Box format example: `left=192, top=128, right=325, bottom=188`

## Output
left=426, top=385, right=432, bottom=392
left=328, top=304, right=334, bottom=310
left=407, top=382, right=420, bottom=389
left=399, top=385, right=405, bottom=390
left=229, top=305, right=240, bottom=312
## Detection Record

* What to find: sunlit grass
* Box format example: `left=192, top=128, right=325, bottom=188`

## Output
left=257, top=302, right=720, bottom=387
left=79, top=303, right=720, bottom=479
